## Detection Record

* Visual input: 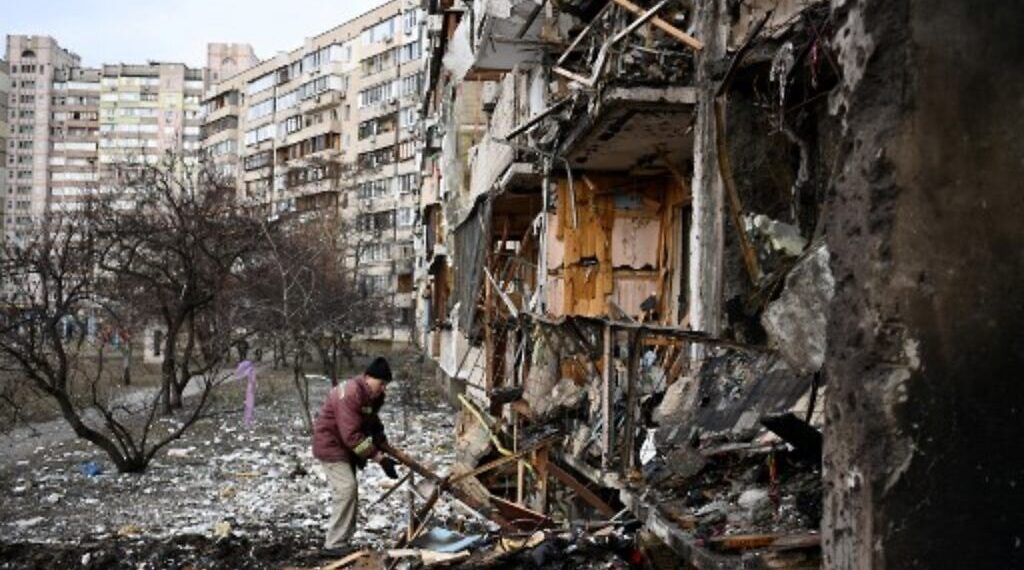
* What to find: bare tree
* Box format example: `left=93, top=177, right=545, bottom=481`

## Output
left=0, top=209, right=225, bottom=472
left=89, top=152, right=260, bottom=414
left=243, top=209, right=387, bottom=432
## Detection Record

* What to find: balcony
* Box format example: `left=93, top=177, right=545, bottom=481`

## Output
left=467, top=66, right=544, bottom=201
left=298, top=90, right=345, bottom=114
left=446, top=0, right=568, bottom=80
left=279, top=119, right=343, bottom=147
left=560, top=85, right=697, bottom=172
left=205, top=103, right=239, bottom=123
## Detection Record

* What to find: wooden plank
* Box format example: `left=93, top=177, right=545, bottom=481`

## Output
left=611, top=0, right=704, bottom=51
left=705, top=533, right=821, bottom=552
left=611, top=0, right=671, bottom=45
left=490, top=495, right=556, bottom=528
left=533, top=446, right=549, bottom=514
left=547, top=461, right=617, bottom=518
left=383, top=443, right=516, bottom=530
left=553, top=65, right=594, bottom=87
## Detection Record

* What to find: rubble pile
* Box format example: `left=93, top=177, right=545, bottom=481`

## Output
left=0, top=380, right=457, bottom=550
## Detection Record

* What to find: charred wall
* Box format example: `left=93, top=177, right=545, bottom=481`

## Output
left=823, top=0, right=1024, bottom=567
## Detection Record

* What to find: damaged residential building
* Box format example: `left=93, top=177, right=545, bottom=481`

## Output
left=413, top=0, right=1024, bottom=568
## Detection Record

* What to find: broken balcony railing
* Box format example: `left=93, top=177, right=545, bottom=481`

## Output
left=553, top=0, right=702, bottom=89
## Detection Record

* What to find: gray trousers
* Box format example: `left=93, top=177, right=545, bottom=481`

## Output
left=322, top=460, right=358, bottom=548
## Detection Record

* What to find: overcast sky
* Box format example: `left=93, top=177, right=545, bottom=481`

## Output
left=1, top=0, right=384, bottom=67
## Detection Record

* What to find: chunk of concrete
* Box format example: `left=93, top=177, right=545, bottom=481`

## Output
left=653, top=375, right=696, bottom=426
left=531, top=377, right=584, bottom=418
left=736, top=488, right=774, bottom=525
left=761, top=243, right=834, bottom=374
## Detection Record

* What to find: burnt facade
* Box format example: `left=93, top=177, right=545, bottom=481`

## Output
left=412, top=0, right=1024, bottom=567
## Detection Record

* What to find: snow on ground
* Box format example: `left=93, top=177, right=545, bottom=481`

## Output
left=0, top=375, right=459, bottom=550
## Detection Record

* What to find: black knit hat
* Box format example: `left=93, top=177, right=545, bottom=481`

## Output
left=365, top=357, right=393, bottom=383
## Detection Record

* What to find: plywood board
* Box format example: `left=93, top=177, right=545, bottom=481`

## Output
left=611, top=215, right=661, bottom=268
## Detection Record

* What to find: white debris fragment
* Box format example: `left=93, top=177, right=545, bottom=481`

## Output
left=166, top=447, right=195, bottom=458
left=13, top=517, right=45, bottom=528
left=639, top=429, right=658, bottom=465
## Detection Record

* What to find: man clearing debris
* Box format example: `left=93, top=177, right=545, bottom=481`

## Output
left=312, top=357, right=400, bottom=549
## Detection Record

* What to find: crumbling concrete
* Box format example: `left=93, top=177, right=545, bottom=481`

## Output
left=823, top=0, right=1024, bottom=568
left=762, top=243, right=833, bottom=375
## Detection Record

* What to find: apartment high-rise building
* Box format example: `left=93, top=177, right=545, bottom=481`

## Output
left=97, top=63, right=206, bottom=165
left=47, top=66, right=100, bottom=213
left=0, top=59, right=9, bottom=243
left=201, top=0, right=425, bottom=340
left=4, top=35, right=209, bottom=235
left=5, top=36, right=81, bottom=241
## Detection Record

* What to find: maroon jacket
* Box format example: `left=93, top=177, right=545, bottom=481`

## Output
left=312, top=375, right=386, bottom=466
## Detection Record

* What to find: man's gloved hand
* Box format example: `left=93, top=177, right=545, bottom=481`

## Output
left=380, top=456, right=399, bottom=479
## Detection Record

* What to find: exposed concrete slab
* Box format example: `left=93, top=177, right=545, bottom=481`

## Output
left=561, top=87, right=697, bottom=172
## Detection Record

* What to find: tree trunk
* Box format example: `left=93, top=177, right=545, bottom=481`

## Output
left=293, top=349, right=313, bottom=433
left=316, top=341, right=333, bottom=381
left=122, top=344, right=132, bottom=387
left=161, top=319, right=181, bottom=416
left=171, top=315, right=198, bottom=410
left=331, top=340, right=340, bottom=386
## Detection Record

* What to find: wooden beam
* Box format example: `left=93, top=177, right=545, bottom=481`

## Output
left=490, top=496, right=556, bottom=528
left=611, top=0, right=670, bottom=45
left=611, top=0, right=704, bottom=51
left=713, top=98, right=762, bottom=284
left=533, top=446, right=549, bottom=514
left=601, top=323, right=613, bottom=471
left=321, top=550, right=373, bottom=570
left=705, top=533, right=821, bottom=552
left=547, top=461, right=617, bottom=518
left=552, top=65, right=594, bottom=87
left=383, top=443, right=517, bottom=530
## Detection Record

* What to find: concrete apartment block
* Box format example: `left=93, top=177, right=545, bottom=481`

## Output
left=4, top=35, right=208, bottom=234
left=96, top=63, right=206, bottom=169
left=5, top=35, right=80, bottom=241
left=201, top=0, right=426, bottom=340
left=0, top=59, right=9, bottom=244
